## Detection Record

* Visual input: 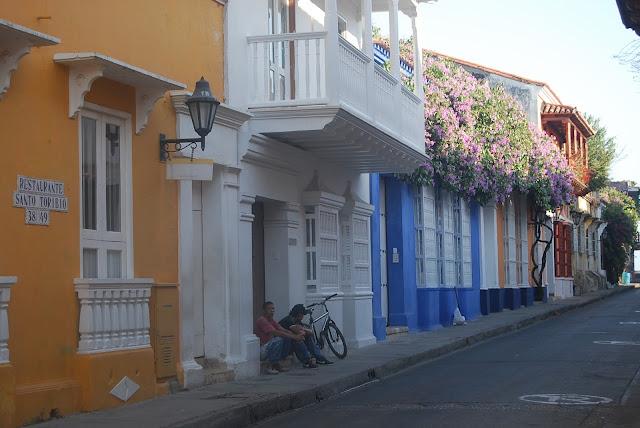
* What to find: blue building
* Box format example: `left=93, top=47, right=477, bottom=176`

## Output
left=369, top=46, right=546, bottom=341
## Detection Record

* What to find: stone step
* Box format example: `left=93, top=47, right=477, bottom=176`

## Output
left=386, top=326, right=409, bottom=336
left=194, top=357, right=235, bottom=385
left=203, top=367, right=235, bottom=385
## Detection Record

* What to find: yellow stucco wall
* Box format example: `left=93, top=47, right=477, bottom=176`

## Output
left=0, top=1, right=224, bottom=425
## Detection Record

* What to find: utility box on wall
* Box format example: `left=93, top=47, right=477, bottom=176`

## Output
left=150, top=284, right=179, bottom=379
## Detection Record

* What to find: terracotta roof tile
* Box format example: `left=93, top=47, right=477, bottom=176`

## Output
left=541, top=102, right=595, bottom=138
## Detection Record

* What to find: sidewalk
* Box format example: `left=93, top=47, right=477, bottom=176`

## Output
left=41, top=287, right=633, bottom=428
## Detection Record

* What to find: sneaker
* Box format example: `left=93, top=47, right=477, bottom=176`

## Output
left=303, top=361, right=318, bottom=369
left=266, top=367, right=279, bottom=375
left=317, top=359, right=334, bottom=365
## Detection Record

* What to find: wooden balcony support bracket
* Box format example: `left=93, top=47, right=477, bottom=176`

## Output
left=54, top=52, right=186, bottom=134
left=0, top=19, right=59, bottom=100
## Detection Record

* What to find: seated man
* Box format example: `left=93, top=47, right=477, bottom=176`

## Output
left=279, top=304, right=333, bottom=366
left=254, top=301, right=307, bottom=374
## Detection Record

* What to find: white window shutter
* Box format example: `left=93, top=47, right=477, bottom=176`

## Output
left=318, top=208, right=340, bottom=292
left=462, top=200, right=473, bottom=288
left=506, top=199, right=517, bottom=287
left=423, top=186, right=438, bottom=287
left=443, top=191, right=455, bottom=287
left=520, top=196, right=529, bottom=286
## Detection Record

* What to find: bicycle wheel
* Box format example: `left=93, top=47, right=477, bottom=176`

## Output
left=323, top=321, right=347, bottom=359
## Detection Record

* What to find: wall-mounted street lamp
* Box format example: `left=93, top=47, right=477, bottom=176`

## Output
left=160, top=77, right=220, bottom=161
left=571, top=210, right=584, bottom=226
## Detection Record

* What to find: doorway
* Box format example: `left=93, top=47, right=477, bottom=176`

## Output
left=379, top=176, right=389, bottom=324
left=252, top=201, right=266, bottom=323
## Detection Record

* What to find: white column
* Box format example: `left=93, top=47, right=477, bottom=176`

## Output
left=362, top=0, right=375, bottom=116
left=388, top=0, right=401, bottom=81
left=547, top=219, right=557, bottom=295
left=411, top=15, right=424, bottom=101
left=324, top=0, right=340, bottom=103
left=0, top=277, right=17, bottom=364
left=178, top=179, right=203, bottom=387
left=596, top=222, right=606, bottom=275
left=203, top=167, right=259, bottom=379
left=202, top=170, right=229, bottom=360
left=340, top=189, right=376, bottom=349
left=237, top=194, right=260, bottom=378
left=388, top=0, right=402, bottom=128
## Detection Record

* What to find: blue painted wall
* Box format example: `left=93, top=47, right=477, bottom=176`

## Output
left=458, top=201, right=482, bottom=320
left=417, top=288, right=441, bottom=330
left=369, top=173, right=386, bottom=341
left=439, top=288, right=457, bottom=327
left=384, top=176, right=418, bottom=330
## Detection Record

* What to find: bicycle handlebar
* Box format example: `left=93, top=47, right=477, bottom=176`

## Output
left=305, top=293, right=339, bottom=309
left=324, top=293, right=339, bottom=302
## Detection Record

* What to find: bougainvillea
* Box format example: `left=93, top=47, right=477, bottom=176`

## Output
left=407, top=54, right=574, bottom=210
left=421, top=55, right=489, bottom=200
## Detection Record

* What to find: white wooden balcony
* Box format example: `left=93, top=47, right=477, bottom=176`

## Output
left=246, top=32, right=425, bottom=173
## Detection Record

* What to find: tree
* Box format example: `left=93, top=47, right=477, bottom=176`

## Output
left=616, top=39, right=640, bottom=83
left=585, top=115, right=618, bottom=192
left=601, top=187, right=640, bottom=283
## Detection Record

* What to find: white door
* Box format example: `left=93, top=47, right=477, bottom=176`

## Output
left=192, top=182, right=205, bottom=358
left=268, top=0, right=290, bottom=100
left=379, top=176, right=389, bottom=322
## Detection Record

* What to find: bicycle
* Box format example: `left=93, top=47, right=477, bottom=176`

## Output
left=305, top=293, right=348, bottom=359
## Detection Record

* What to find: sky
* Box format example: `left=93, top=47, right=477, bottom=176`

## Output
left=373, top=0, right=640, bottom=185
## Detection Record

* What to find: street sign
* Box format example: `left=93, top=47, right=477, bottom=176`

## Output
left=12, top=175, right=67, bottom=226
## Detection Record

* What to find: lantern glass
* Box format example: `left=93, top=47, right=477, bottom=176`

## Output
left=185, top=77, right=220, bottom=138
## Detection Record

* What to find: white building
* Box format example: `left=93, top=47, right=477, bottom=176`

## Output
left=169, top=0, right=431, bottom=387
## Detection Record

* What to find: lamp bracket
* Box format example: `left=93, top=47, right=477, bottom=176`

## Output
left=159, top=134, right=204, bottom=161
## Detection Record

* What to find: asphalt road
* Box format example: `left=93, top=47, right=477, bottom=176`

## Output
left=255, top=289, right=640, bottom=428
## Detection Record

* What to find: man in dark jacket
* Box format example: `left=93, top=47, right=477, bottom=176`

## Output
left=279, top=304, right=333, bottom=367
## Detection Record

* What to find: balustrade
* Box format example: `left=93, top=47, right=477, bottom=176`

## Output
left=0, top=277, right=17, bottom=363
left=247, top=32, right=327, bottom=106
left=373, top=64, right=398, bottom=131
left=246, top=31, right=424, bottom=151
left=338, top=36, right=369, bottom=113
left=400, top=85, right=424, bottom=151
left=75, top=279, right=152, bottom=353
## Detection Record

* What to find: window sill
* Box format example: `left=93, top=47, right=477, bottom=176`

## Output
left=74, top=278, right=154, bottom=289
left=0, top=276, right=17, bottom=287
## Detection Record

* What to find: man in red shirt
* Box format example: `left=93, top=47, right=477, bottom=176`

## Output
left=255, top=301, right=305, bottom=374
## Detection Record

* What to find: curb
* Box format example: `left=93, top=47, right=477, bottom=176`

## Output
left=176, top=287, right=633, bottom=428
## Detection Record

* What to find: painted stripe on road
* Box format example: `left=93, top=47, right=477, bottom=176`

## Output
left=519, top=394, right=612, bottom=405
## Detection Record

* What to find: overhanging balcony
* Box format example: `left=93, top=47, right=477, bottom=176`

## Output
left=245, top=31, right=426, bottom=173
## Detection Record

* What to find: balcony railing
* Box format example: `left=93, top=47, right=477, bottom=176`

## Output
left=247, top=32, right=327, bottom=106
left=246, top=32, right=424, bottom=151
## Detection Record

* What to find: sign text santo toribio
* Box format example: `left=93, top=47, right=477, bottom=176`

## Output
left=12, top=175, right=68, bottom=226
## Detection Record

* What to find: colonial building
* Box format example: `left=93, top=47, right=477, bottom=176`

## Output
left=171, top=0, right=430, bottom=386
left=0, top=2, right=226, bottom=425
left=440, top=53, right=605, bottom=301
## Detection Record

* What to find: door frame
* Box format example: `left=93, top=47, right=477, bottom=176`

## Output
left=379, top=176, right=389, bottom=324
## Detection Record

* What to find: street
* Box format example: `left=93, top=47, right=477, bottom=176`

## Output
left=256, top=289, right=640, bottom=428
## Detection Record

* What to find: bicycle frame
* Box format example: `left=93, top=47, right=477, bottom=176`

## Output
left=307, top=303, right=330, bottom=346
left=304, top=293, right=348, bottom=359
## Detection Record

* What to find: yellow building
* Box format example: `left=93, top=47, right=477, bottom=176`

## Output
left=0, top=1, right=225, bottom=425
